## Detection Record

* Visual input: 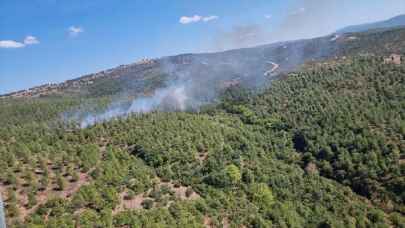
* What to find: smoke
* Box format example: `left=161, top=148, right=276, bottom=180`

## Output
left=271, top=0, right=342, bottom=42
left=213, top=2, right=332, bottom=51
left=65, top=0, right=404, bottom=128
left=67, top=49, right=270, bottom=128
left=211, top=1, right=336, bottom=51
left=212, top=0, right=405, bottom=51
left=214, top=25, right=271, bottom=51
left=78, top=82, right=198, bottom=128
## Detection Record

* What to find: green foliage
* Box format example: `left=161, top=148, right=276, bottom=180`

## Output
left=76, top=209, right=100, bottom=228
left=246, top=57, right=405, bottom=209
left=27, top=190, right=38, bottom=209
left=141, top=199, right=154, bottom=210
left=248, top=183, right=275, bottom=211
left=225, top=164, right=242, bottom=185
left=1, top=56, right=404, bottom=227
left=77, top=144, right=100, bottom=171
left=56, top=174, right=66, bottom=191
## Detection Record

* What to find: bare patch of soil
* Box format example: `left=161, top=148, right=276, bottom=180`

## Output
left=0, top=161, right=94, bottom=221
left=113, top=179, right=200, bottom=215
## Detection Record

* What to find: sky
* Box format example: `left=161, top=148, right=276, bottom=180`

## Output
left=1, top=0, right=405, bottom=94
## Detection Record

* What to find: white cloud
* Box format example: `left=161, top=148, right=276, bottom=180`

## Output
left=179, top=15, right=219, bottom=24
left=180, top=15, right=202, bottom=24
left=0, top=40, right=25, bottom=48
left=0, top=35, right=40, bottom=49
left=68, top=26, right=84, bottom=37
left=24, top=36, right=40, bottom=45
left=264, top=14, right=272, bottom=19
left=202, top=15, right=219, bottom=22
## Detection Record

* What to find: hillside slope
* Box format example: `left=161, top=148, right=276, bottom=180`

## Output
left=0, top=56, right=404, bottom=227
left=338, top=14, right=405, bottom=34
left=243, top=57, right=405, bottom=212
left=3, top=27, right=405, bottom=102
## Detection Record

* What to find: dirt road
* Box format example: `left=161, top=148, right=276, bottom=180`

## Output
left=264, top=61, right=279, bottom=76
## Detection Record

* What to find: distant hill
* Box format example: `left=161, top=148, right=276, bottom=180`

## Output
left=337, top=14, right=405, bottom=34
left=3, top=27, right=405, bottom=100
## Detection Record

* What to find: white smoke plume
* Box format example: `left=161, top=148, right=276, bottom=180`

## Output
left=77, top=81, right=200, bottom=128
left=65, top=0, right=405, bottom=128
left=212, top=0, right=405, bottom=51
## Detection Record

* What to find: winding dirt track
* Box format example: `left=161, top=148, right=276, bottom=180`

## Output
left=264, top=61, right=279, bottom=76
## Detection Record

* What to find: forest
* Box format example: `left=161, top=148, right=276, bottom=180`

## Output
left=0, top=57, right=404, bottom=227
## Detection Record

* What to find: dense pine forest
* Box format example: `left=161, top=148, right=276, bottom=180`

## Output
left=0, top=56, right=404, bottom=227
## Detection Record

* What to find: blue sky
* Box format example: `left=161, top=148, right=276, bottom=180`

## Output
left=1, top=0, right=405, bottom=94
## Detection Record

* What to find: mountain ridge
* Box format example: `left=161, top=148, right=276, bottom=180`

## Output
left=3, top=23, right=405, bottom=99
left=337, top=14, right=405, bottom=34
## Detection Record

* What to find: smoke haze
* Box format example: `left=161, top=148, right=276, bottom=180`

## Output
left=78, top=82, right=198, bottom=128
left=212, top=0, right=405, bottom=51
left=64, top=0, right=405, bottom=128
